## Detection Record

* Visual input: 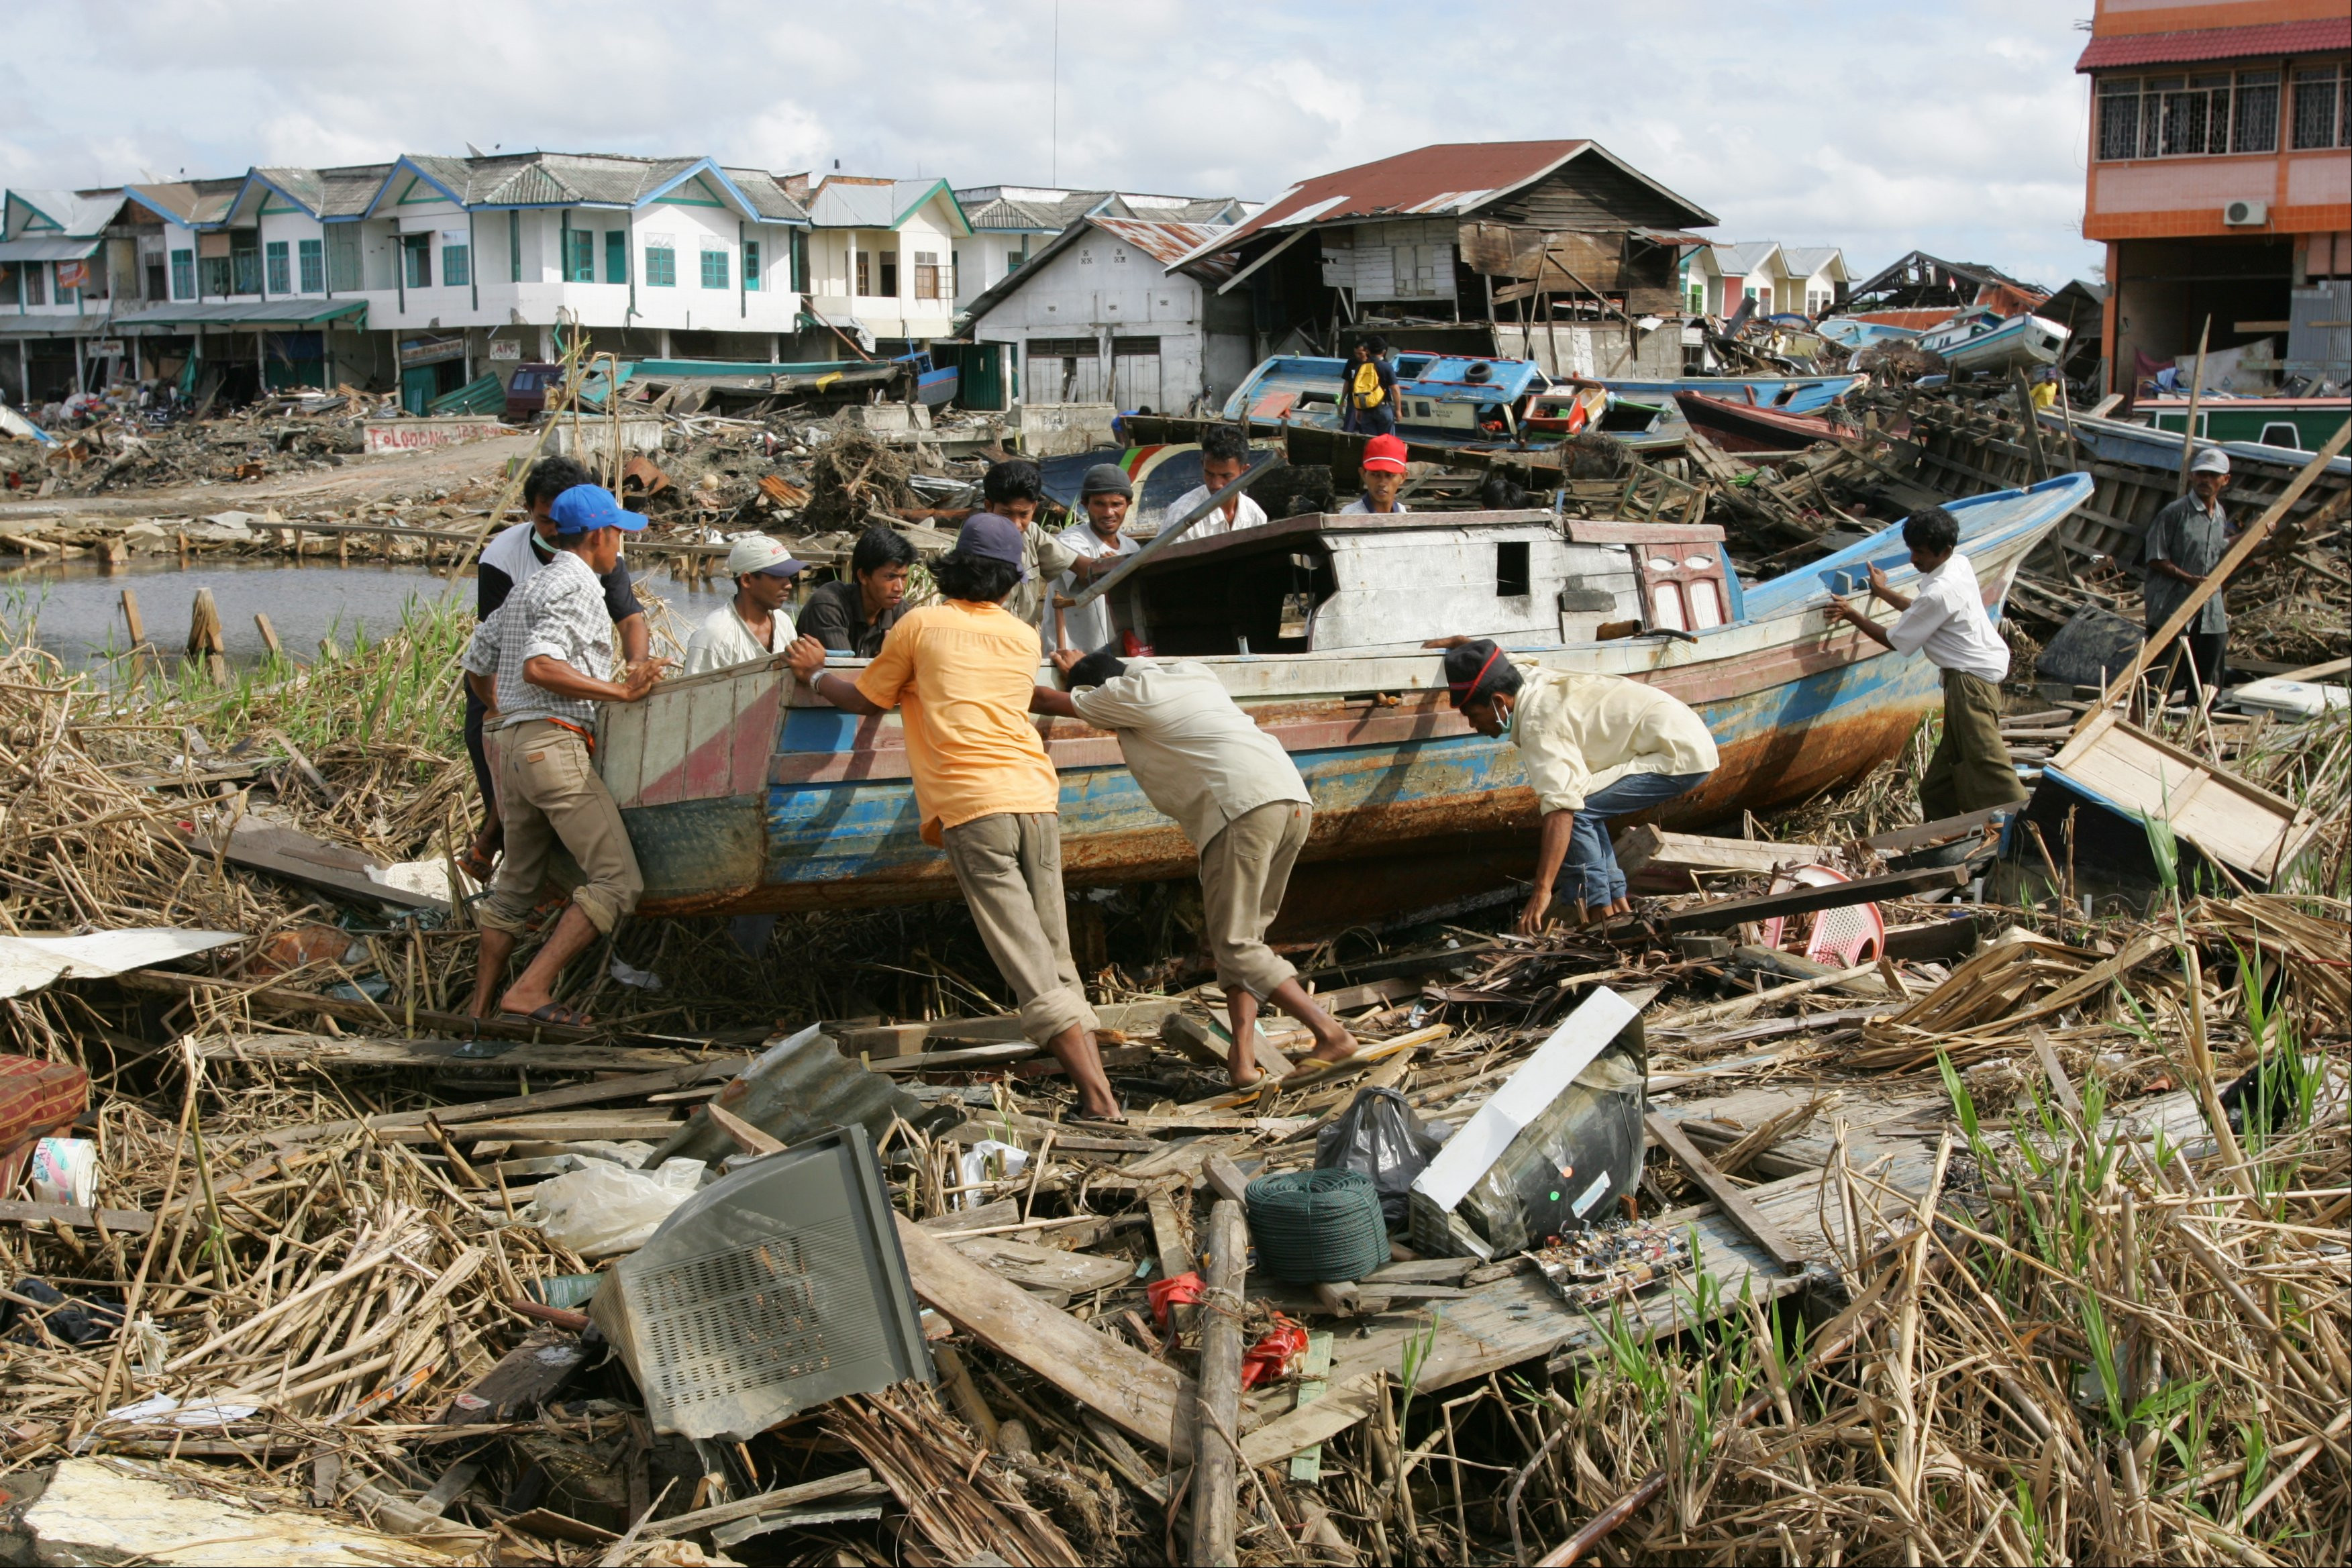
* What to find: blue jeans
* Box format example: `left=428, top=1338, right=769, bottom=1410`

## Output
left=1345, top=402, right=1395, bottom=437
left=1562, top=771, right=1710, bottom=906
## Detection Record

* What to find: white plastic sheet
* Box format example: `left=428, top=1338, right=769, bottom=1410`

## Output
left=0, top=929, right=244, bottom=1000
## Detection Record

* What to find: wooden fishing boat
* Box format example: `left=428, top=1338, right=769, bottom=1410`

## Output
left=1589, top=373, right=1860, bottom=416
left=1916, top=307, right=2069, bottom=374
left=1671, top=390, right=1845, bottom=454
left=599, top=475, right=2094, bottom=930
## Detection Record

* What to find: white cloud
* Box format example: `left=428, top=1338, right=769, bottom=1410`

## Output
left=10, top=0, right=2103, bottom=286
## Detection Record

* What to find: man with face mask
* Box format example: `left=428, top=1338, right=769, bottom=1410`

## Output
left=1054, top=464, right=1141, bottom=652
left=1431, top=637, right=1717, bottom=933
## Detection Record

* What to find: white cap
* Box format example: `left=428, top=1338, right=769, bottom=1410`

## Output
left=2188, top=448, right=2231, bottom=476
left=725, top=533, right=808, bottom=578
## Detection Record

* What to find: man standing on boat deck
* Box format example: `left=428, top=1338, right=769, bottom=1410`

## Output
left=1032, top=645, right=1358, bottom=1090
left=2137, top=448, right=2235, bottom=701
left=1165, top=424, right=1269, bottom=540
left=783, top=515, right=1123, bottom=1122
left=1433, top=638, right=1719, bottom=931
left=682, top=535, right=806, bottom=676
left=1825, top=505, right=2028, bottom=819
left=1339, top=434, right=1411, bottom=514
left=1053, top=464, right=1141, bottom=654
left=462, top=456, right=650, bottom=878
left=463, top=486, right=668, bottom=1027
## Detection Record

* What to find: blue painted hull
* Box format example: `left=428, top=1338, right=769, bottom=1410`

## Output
left=1590, top=374, right=1860, bottom=415
left=609, top=476, right=2093, bottom=916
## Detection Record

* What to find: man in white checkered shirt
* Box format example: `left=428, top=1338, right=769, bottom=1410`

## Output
left=462, top=485, right=669, bottom=1027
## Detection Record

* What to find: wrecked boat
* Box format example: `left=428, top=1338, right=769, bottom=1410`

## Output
left=1915, top=305, right=2069, bottom=373
left=1221, top=353, right=1550, bottom=443
left=599, top=473, right=2096, bottom=927
left=1586, top=372, right=1860, bottom=415
left=1672, top=390, right=1848, bottom=453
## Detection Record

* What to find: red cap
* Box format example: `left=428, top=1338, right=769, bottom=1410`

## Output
left=1362, top=434, right=1408, bottom=474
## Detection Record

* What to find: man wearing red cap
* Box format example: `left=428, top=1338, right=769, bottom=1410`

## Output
left=1341, top=434, right=1411, bottom=514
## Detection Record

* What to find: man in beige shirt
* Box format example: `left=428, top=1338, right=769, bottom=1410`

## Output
left=1031, top=647, right=1356, bottom=1088
left=1435, top=637, right=1719, bottom=930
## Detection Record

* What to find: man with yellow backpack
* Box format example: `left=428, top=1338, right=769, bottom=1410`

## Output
left=1342, top=336, right=1398, bottom=437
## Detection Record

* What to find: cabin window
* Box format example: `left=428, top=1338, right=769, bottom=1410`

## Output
left=1650, top=584, right=1687, bottom=631
left=1496, top=540, right=1531, bottom=598
left=1688, top=576, right=1726, bottom=629
left=2258, top=421, right=2302, bottom=449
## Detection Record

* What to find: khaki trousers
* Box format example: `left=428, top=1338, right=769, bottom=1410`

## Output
left=1198, top=800, right=1311, bottom=999
left=941, top=812, right=1101, bottom=1047
left=478, top=719, right=644, bottom=935
left=1921, top=669, right=2027, bottom=821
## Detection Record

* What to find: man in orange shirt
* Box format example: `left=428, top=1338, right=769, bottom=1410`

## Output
left=786, top=515, right=1120, bottom=1120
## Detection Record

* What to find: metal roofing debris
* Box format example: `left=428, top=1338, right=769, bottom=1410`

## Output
left=0, top=236, right=103, bottom=263
left=109, top=298, right=370, bottom=331
left=5, top=189, right=126, bottom=238
left=2075, top=15, right=2352, bottom=71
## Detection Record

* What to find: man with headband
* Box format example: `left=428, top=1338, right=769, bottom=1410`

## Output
left=1432, top=637, right=1718, bottom=931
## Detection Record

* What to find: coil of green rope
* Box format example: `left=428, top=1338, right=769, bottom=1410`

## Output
left=1243, top=1169, right=1389, bottom=1283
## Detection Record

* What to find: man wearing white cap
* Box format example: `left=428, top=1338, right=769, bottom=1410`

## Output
left=2142, top=448, right=2234, bottom=699
left=684, top=535, right=807, bottom=675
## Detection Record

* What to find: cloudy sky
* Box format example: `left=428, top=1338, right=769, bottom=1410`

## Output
left=4, top=0, right=2105, bottom=289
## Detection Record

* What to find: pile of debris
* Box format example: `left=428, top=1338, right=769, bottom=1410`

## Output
left=1, top=584, right=2347, bottom=1564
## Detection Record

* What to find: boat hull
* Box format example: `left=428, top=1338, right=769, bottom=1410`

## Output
left=601, top=477, right=2094, bottom=920
left=1591, top=374, right=1860, bottom=415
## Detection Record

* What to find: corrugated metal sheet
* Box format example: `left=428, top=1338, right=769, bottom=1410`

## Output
left=1090, top=216, right=1232, bottom=267
left=1206, top=142, right=1590, bottom=253
left=2076, top=17, right=2351, bottom=71
left=0, top=236, right=101, bottom=263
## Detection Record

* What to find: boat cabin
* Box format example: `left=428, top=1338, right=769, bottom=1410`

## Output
left=1219, top=354, right=1549, bottom=442
left=1095, top=509, right=1738, bottom=656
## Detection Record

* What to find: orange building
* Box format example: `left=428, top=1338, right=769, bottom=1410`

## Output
left=2078, top=0, right=2351, bottom=394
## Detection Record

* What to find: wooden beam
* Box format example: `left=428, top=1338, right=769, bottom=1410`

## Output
left=0, top=1197, right=155, bottom=1235
left=260, top=1059, right=745, bottom=1145
left=1657, top=864, right=1969, bottom=933
left=1644, top=1113, right=1806, bottom=1274
left=1189, top=1200, right=1247, bottom=1568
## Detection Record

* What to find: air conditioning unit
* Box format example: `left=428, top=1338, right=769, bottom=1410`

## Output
left=2223, top=200, right=2268, bottom=227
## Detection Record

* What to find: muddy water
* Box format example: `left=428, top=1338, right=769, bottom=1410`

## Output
left=1, top=557, right=737, bottom=672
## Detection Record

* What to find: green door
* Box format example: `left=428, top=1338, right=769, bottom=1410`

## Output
left=401, top=365, right=438, bottom=415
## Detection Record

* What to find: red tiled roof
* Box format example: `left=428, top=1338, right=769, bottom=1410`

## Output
left=2076, top=16, right=2351, bottom=70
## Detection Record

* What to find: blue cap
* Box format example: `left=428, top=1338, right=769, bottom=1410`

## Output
left=548, top=484, right=646, bottom=536
left=955, top=511, right=1027, bottom=578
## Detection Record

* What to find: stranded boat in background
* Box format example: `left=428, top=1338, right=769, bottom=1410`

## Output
left=1221, top=354, right=1551, bottom=443
left=1916, top=306, right=2069, bottom=374
left=596, top=474, right=2098, bottom=933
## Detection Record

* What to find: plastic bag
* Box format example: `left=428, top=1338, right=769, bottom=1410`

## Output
left=957, top=1139, right=1029, bottom=1210
left=1315, top=1087, right=1442, bottom=1224
left=527, top=1157, right=705, bottom=1258
left=1241, top=1314, right=1309, bottom=1389
left=1147, top=1271, right=1203, bottom=1328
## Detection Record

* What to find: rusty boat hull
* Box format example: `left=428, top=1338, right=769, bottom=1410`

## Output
left=599, top=475, right=2094, bottom=919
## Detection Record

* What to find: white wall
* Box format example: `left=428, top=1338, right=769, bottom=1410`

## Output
left=971, top=229, right=1219, bottom=412
left=805, top=197, right=961, bottom=339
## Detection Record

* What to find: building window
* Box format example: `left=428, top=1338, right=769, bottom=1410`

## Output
left=230, top=230, right=260, bottom=294
left=878, top=250, right=898, bottom=295
left=744, top=239, right=762, bottom=291
left=914, top=250, right=943, bottom=299
left=328, top=227, right=362, bottom=291
left=22, top=265, right=44, bottom=306
left=2292, top=65, right=2346, bottom=149
left=298, top=238, right=323, bottom=293
left=854, top=248, right=870, bottom=295
left=170, top=248, right=195, bottom=300
left=265, top=240, right=291, bottom=295
left=645, top=236, right=676, bottom=286
left=605, top=231, right=627, bottom=284
left=444, top=241, right=470, bottom=288
left=509, top=212, right=522, bottom=282
left=790, top=229, right=809, bottom=291
left=700, top=246, right=729, bottom=289
left=2100, top=69, right=2292, bottom=159
left=564, top=228, right=595, bottom=283
left=402, top=233, right=431, bottom=289
left=200, top=256, right=232, bottom=297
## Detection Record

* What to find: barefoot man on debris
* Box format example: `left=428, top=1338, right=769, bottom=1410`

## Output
left=1432, top=637, right=1719, bottom=931
left=462, top=486, right=670, bottom=1027
left=784, top=514, right=1123, bottom=1121
left=1031, top=644, right=1358, bottom=1090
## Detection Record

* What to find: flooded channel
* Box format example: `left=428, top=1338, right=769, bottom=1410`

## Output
left=0, top=556, right=737, bottom=672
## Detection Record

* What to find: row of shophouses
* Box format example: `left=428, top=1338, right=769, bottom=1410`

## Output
left=0, top=148, right=1248, bottom=411
left=3, top=139, right=1868, bottom=417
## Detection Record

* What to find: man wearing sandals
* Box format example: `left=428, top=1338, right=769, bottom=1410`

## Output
left=1031, top=645, right=1358, bottom=1090
left=463, top=486, right=670, bottom=1027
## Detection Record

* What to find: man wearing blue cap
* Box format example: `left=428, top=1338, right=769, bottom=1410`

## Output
left=785, top=513, right=1123, bottom=1120
left=464, top=485, right=671, bottom=1027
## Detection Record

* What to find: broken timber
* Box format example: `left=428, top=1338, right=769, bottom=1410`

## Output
left=1656, top=863, right=1968, bottom=932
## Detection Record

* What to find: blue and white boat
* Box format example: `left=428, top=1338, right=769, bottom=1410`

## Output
left=1219, top=354, right=1551, bottom=443
left=1585, top=373, right=1861, bottom=415
left=1916, top=307, right=2069, bottom=374
left=595, top=476, right=2095, bottom=928
left=1817, top=319, right=1925, bottom=353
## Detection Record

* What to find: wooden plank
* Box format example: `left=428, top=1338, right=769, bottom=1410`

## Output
left=636, top=1471, right=879, bottom=1543
left=892, top=1214, right=1194, bottom=1456
left=168, top=817, right=446, bottom=910
left=317, top=1114, right=683, bottom=1147
left=115, top=968, right=595, bottom=1043
left=952, top=1236, right=1134, bottom=1296
left=1861, top=805, right=2012, bottom=855
left=1644, top=1113, right=1806, bottom=1274
left=1288, top=1331, right=1335, bottom=1483
left=1190, top=1200, right=1247, bottom=1567
left=0, top=1198, right=155, bottom=1235
left=2047, top=710, right=2322, bottom=880
left=193, top=1034, right=719, bottom=1074
left=261, top=1059, right=745, bottom=1145
left=1161, top=1012, right=1292, bottom=1082
left=440, top=1327, right=586, bottom=1424
left=1614, top=826, right=1836, bottom=889
left=1657, top=864, right=1968, bottom=932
